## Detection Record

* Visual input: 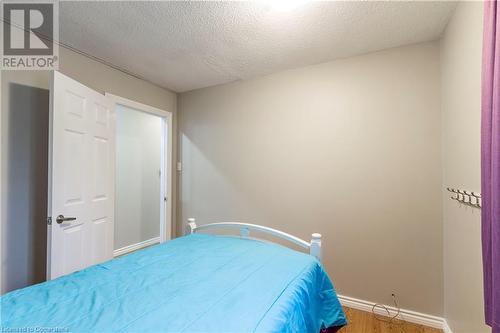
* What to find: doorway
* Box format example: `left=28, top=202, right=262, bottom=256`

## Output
left=108, top=94, right=172, bottom=257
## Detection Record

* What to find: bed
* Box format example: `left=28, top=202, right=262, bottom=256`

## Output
left=1, top=219, right=347, bottom=332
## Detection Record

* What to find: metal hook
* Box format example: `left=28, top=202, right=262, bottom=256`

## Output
left=446, top=187, right=481, bottom=209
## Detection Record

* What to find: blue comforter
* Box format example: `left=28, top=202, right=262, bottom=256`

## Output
left=1, top=234, right=346, bottom=332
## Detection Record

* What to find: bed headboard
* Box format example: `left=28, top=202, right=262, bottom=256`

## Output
left=186, top=218, right=322, bottom=262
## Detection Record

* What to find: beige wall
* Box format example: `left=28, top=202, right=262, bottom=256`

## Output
left=1, top=45, right=177, bottom=294
left=179, top=42, right=443, bottom=316
left=440, top=2, right=489, bottom=333
left=0, top=72, right=49, bottom=294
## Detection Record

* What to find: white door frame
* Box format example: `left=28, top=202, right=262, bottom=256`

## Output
left=105, top=93, right=173, bottom=251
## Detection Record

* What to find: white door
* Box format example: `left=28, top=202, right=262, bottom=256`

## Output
left=47, top=71, right=115, bottom=280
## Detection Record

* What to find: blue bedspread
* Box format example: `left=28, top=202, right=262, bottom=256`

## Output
left=1, top=234, right=346, bottom=332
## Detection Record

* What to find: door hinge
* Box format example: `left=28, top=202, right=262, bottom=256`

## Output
left=47, top=217, right=52, bottom=225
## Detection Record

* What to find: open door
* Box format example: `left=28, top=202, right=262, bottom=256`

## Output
left=47, top=71, right=115, bottom=280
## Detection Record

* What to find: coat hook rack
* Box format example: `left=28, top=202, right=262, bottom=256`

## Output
left=446, top=187, right=481, bottom=209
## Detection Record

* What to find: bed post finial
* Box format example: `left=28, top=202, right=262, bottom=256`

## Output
left=187, top=218, right=197, bottom=235
left=310, top=233, right=322, bottom=262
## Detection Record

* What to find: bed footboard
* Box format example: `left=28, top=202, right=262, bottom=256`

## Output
left=186, top=218, right=322, bottom=262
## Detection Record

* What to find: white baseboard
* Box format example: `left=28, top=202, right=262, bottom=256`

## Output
left=442, top=320, right=453, bottom=333
left=338, top=294, right=452, bottom=332
left=113, top=237, right=160, bottom=257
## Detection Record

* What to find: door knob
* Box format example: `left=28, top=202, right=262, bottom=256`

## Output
left=56, top=215, right=76, bottom=224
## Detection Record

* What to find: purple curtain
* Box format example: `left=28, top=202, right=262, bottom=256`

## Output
left=482, top=1, right=500, bottom=332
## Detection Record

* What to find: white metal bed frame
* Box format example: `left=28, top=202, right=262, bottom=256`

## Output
left=186, top=218, right=322, bottom=261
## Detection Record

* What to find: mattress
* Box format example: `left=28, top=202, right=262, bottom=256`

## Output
left=1, top=233, right=347, bottom=332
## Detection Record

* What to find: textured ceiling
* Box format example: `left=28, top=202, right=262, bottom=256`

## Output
left=60, top=1, right=457, bottom=93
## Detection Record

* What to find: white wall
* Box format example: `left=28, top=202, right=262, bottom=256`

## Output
left=115, top=105, right=162, bottom=250
left=179, top=42, right=443, bottom=316
left=440, top=2, right=489, bottom=333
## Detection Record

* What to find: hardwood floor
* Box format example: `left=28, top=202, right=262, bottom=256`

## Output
left=338, top=307, right=443, bottom=333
